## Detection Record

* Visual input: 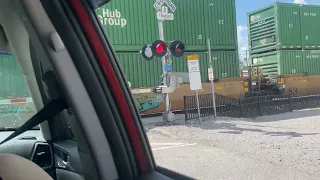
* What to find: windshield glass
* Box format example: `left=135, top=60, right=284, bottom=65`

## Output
left=0, top=53, right=36, bottom=130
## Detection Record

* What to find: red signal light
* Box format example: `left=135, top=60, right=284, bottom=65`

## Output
left=151, top=40, right=167, bottom=57
left=156, top=44, right=164, bottom=53
left=175, top=47, right=182, bottom=53
left=170, top=40, right=185, bottom=57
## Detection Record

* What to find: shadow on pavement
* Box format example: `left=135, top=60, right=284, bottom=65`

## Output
left=254, top=110, right=320, bottom=122
left=143, top=110, right=320, bottom=137
left=265, top=131, right=319, bottom=137
left=191, top=121, right=319, bottom=138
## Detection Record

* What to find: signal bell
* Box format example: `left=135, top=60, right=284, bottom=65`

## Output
left=170, top=40, right=185, bottom=57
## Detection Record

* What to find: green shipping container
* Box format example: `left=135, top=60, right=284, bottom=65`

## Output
left=300, top=5, right=320, bottom=50
left=248, top=2, right=320, bottom=54
left=248, top=2, right=302, bottom=54
left=116, top=53, right=162, bottom=88
left=96, top=0, right=158, bottom=52
left=172, top=51, right=239, bottom=81
left=164, top=0, right=238, bottom=51
left=116, top=51, right=239, bottom=88
left=0, top=55, right=30, bottom=99
left=303, top=50, right=320, bottom=75
left=96, top=0, right=238, bottom=52
left=251, top=50, right=320, bottom=77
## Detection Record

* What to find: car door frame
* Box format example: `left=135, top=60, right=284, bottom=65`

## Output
left=18, top=0, right=118, bottom=179
left=25, top=0, right=195, bottom=179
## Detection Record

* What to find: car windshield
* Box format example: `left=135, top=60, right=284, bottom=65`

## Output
left=0, top=53, right=36, bottom=130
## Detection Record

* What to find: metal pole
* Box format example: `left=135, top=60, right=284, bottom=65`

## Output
left=207, top=39, right=217, bottom=118
left=158, top=19, right=166, bottom=86
left=245, top=50, right=248, bottom=67
left=158, top=19, right=166, bottom=85
left=195, top=89, right=201, bottom=124
left=250, top=50, right=253, bottom=96
left=158, top=13, right=170, bottom=121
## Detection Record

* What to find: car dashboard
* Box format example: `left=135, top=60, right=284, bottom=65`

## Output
left=0, top=130, right=55, bottom=177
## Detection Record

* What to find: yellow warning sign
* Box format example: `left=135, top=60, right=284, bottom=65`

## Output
left=215, top=85, right=223, bottom=90
left=187, top=54, right=199, bottom=61
left=278, top=78, right=285, bottom=85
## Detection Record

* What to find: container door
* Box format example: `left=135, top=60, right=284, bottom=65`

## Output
left=279, top=51, right=304, bottom=74
left=204, top=0, right=237, bottom=50
left=300, top=6, right=320, bottom=50
left=211, top=51, right=239, bottom=79
left=277, top=3, right=302, bottom=49
left=164, top=0, right=207, bottom=51
left=303, top=50, right=320, bottom=75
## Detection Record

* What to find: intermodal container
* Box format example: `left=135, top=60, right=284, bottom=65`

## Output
left=0, top=55, right=30, bottom=99
left=251, top=50, right=304, bottom=76
left=248, top=2, right=302, bottom=54
left=172, top=51, right=239, bottom=81
left=205, top=0, right=238, bottom=50
left=116, top=51, right=239, bottom=88
left=303, top=50, right=320, bottom=75
left=206, top=51, right=239, bottom=79
left=96, top=0, right=158, bottom=52
left=96, top=0, right=238, bottom=52
left=116, top=53, right=162, bottom=88
left=300, top=5, right=320, bottom=50
left=164, top=0, right=238, bottom=51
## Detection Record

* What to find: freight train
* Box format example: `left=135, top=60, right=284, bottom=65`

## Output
left=245, top=2, right=320, bottom=98
left=96, top=0, right=240, bottom=89
left=248, top=2, right=320, bottom=75
left=3, top=1, right=320, bottom=116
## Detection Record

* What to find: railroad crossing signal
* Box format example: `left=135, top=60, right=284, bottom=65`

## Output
left=141, top=44, right=153, bottom=61
left=151, top=40, right=168, bottom=57
left=140, top=40, right=185, bottom=61
left=170, top=40, right=185, bottom=57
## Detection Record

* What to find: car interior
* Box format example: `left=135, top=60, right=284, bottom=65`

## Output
left=0, top=0, right=173, bottom=179
left=0, top=0, right=94, bottom=179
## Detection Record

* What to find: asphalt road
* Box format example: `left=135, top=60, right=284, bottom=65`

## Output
left=146, top=110, right=320, bottom=180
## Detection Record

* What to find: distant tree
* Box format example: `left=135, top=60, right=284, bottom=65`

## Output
left=239, top=58, right=245, bottom=71
left=238, top=50, right=250, bottom=71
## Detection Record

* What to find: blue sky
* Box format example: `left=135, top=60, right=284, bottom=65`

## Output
left=236, top=0, right=320, bottom=57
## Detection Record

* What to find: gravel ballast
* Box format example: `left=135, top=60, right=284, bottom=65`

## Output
left=147, top=111, right=320, bottom=180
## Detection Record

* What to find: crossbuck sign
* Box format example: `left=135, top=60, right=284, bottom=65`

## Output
left=154, top=0, right=176, bottom=21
